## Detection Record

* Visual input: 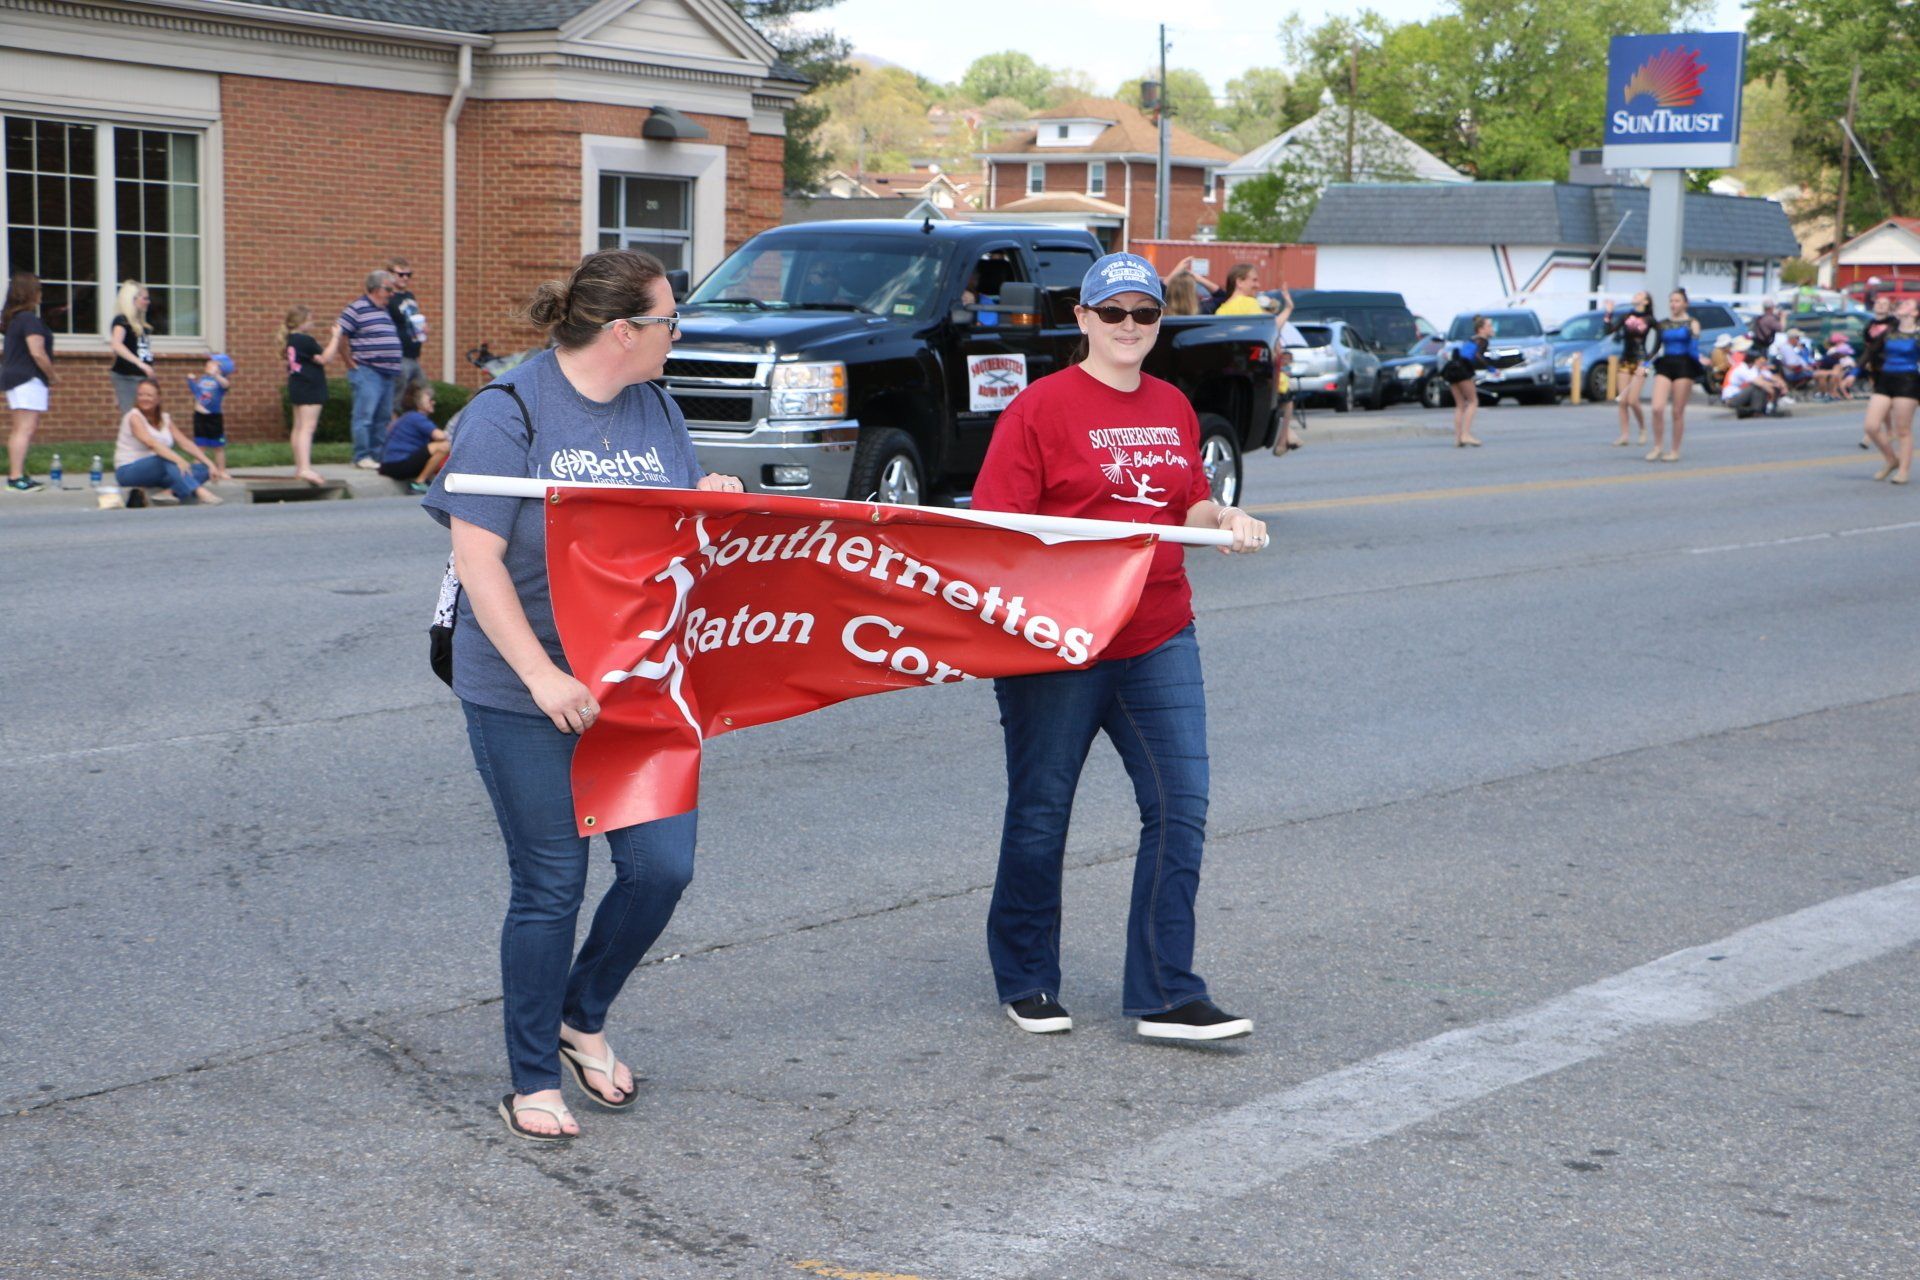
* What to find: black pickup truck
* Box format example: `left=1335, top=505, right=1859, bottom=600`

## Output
left=662, top=221, right=1279, bottom=507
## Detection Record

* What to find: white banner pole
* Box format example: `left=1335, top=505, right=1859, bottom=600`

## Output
left=440, top=474, right=1265, bottom=549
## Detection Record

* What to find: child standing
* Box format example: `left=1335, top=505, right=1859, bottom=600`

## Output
left=187, top=354, right=234, bottom=473
left=377, top=381, right=450, bottom=493
left=279, top=304, right=340, bottom=486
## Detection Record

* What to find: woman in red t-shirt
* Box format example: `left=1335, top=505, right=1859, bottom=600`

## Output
left=971, top=252, right=1266, bottom=1042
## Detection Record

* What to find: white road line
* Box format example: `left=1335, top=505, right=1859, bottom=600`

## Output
left=927, top=875, right=1920, bottom=1280
left=1688, top=518, right=1920, bottom=555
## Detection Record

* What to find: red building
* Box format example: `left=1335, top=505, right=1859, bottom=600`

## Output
left=974, top=98, right=1236, bottom=251
left=1, top=0, right=801, bottom=443
left=1820, top=217, right=1920, bottom=292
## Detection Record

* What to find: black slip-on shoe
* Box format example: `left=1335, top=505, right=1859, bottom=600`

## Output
left=1005, top=993, right=1073, bottom=1033
left=1137, top=999, right=1252, bottom=1042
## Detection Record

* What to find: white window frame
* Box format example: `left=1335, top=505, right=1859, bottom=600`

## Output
left=1026, top=162, right=1045, bottom=196
left=1202, top=167, right=1219, bottom=204
left=580, top=134, right=727, bottom=281
left=1087, top=161, right=1106, bottom=198
left=0, top=112, right=222, bottom=351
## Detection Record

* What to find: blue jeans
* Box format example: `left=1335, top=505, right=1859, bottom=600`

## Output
left=988, top=624, right=1212, bottom=1017
left=114, top=455, right=208, bottom=501
left=463, top=701, right=698, bottom=1094
left=348, top=366, right=400, bottom=463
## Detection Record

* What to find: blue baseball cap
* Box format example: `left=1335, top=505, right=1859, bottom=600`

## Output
left=1078, top=253, right=1164, bottom=308
left=211, top=353, right=235, bottom=375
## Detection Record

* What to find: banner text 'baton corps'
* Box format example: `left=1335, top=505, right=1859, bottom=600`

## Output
left=546, top=487, right=1158, bottom=834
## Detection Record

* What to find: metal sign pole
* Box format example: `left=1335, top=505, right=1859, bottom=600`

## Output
left=1644, top=170, right=1685, bottom=303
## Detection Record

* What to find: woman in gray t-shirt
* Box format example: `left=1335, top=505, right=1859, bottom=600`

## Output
left=423, top=249, right=742, bottom=1143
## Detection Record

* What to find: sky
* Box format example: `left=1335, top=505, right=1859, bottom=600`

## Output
left=817, top=0, right=1752, bottom=99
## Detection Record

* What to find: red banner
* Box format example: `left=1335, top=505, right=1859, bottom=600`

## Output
left=545, top=487, right=1157, bottom=834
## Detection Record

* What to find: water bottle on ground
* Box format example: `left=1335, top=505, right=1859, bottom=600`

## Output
left=89, top=455, right=103, bottom=489
left=48, top=453, right=62, bottom=490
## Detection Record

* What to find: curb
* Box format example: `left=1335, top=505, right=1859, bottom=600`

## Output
left=2, top=464, right=419, bottom=513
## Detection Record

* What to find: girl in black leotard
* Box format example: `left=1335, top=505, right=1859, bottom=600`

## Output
left=1644, top=289, right=1701, bottom=462
left=1859, top=293, right=1896, bottom=463
left=1442, top=315, right=1494, bottom=447
left=1604, top=291, right=1655, bottom=447
left=1863, top=297, right=1920, bottom=484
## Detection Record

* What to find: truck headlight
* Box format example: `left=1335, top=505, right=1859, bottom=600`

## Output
left=1396, top=364, right=1421, bottom=379
left=1527, top=344, right=1551, bottom=364
left=769, top=362, right=848, bottom=418
left=1555, top=352, right=1575, bottom=368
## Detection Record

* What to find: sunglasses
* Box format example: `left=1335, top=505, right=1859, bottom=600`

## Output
left=605, top=313, right=681, bottom=338
left=1085, top=304, right=1163, bottom=326
left=394, top=271, right=413, bottom=278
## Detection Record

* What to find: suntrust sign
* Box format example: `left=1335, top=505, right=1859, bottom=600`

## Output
left=1601, top=32, right=1745, bottom=169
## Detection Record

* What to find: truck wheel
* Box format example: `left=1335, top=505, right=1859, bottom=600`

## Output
left=1333, top=378, right=1353, bottom=413
left=849, top=427, right=924, bottom=505
left=1197, top=415, right=1242, bottom=508
left=1421, top=377, right=1446, bottom=410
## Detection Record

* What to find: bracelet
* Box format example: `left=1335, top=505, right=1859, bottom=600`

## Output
left=1216, top=506, right=1242, bottom=528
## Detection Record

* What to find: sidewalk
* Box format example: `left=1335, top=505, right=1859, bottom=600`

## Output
left=1, top=462, right=419, bottom=512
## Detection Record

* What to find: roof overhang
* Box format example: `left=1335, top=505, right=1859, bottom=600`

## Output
left=142, top=0, right=493, bottom=46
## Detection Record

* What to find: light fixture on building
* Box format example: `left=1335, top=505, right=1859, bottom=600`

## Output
left=643, top=106, right=709, bottom=141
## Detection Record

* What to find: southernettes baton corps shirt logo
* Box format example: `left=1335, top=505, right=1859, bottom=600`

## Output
left=1087, top=425, right=1191, bottom=508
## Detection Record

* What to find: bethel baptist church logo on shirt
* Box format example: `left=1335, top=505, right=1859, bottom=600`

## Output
left=1087, top=425, right=1191, bottom=508
left=545, top=445, right=673, bottom=485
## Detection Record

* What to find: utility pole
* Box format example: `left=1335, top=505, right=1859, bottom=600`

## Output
left=1830, top=60, right=1861, bottom=288
left=1345, top=39, right=1358, bottom=183
left=1155, top=23, right=1171, bottom=240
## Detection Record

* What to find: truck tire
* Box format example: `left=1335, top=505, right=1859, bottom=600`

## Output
left=1333, top=377, right=1353, bottom=413
left=1421, top=377, right=1446, bottom=410
left=1197, top=414, right=1242, bottom=509
left=848, top=427, right=924, bottom=506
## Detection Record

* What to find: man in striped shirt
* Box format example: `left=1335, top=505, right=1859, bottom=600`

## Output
left=339, top=270, right=405, bottom=468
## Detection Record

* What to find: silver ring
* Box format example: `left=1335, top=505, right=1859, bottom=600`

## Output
left=579, top=705, right=593, bottom=715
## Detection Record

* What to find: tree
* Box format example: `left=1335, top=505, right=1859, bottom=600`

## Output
left=727, top=0, right=852, bottom=194
left=1749, top=0, right=1920, bottom=233
left=961, top=52, right=1054, bottom=109
left=1114, top=68, right=1219, bottom=134
left=813, top=61, right=934, bottom=175
left=1219, top=67, right=1320, bottom=153
left=1215, top=160, right=1321, bottom=243
left=1281, top=0, right=1712, bottom=181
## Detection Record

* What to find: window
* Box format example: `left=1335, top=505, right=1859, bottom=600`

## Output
left=1034, top=243, right=1097, bottom=290
left=1202, top=167, right=1219, bottom=204
left=1056, top=125, right=1069, bottom=140
left=1087, top=161, right=1106, bottom=198
left=3, top=115, right=203, bottom=338
left=1026, top=163, right=1044, bottom=196
left=598, top=173, right=693, bottom=272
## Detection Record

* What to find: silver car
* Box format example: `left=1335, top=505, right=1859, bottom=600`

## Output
left=1283, top=319, right=1385, bottom=412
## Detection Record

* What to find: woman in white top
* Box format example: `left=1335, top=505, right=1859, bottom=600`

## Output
left=113, top=378, right=226, bottom=504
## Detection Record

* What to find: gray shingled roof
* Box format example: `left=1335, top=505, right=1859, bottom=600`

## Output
left=1302, top=182, right=1800, bottom=258
left=241, top=0, right=594, bottom=33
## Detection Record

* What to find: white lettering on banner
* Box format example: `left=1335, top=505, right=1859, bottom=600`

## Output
left=1610, top=109, right=1727, bottom=135
left=681, top=606, right=815, bottom=655
left=968, top=354, right=1028, bottom=413
left=842, top=615, right=974, bottom=685
left=546, top=446, right=671, bottom=485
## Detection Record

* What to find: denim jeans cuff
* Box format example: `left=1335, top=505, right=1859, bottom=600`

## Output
left=1123, top=992, right=1210, bottom=1019
left=512, top=1076, right=564, bottom=1096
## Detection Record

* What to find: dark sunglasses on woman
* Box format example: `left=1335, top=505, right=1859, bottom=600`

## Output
left=1085, top=304, right=1163, bottom=326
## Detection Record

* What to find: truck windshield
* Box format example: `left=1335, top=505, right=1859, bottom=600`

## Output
left=689, top=240, right=953, bottom=319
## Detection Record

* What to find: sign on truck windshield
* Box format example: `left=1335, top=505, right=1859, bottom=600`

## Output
left=690, top=241, right=953, bottom=319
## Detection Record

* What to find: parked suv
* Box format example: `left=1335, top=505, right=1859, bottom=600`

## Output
left=1283, top=320, right=1386, bottom=412
left=1446, top=310, right=1556, bottom=404
left=1264, top=288, right=1420, bottom=359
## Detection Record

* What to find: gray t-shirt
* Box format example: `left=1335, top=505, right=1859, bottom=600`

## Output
left=422, top=350, right=703, bottom=715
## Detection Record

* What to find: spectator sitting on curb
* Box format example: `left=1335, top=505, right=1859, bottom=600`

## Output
left=338, top=270, right=405, bottom=469
left=114, top=377, right=225, bottom=504
left=1776, top=329, right=1816, bottom=392
left=1814, top=333, right=1857, bottom=400
left=379, top=381, right=450, bottom=494
left=1721, top=352, right=1788, bottom=419
left=186, top=354, right=234, bottom=475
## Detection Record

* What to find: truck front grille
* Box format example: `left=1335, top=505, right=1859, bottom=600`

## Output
left=669, top=393, right=755, bottom=424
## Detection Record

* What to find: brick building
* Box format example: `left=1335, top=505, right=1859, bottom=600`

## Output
left=974, top=98, right=1236, bottom=251
left=1, top=0, right=802, bottom=444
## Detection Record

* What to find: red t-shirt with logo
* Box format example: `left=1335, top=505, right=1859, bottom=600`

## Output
left=972, top=365, right=1213, bottom=661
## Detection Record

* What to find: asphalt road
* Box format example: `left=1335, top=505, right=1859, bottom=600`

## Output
left=3, top=397, right=1917, bottom=1280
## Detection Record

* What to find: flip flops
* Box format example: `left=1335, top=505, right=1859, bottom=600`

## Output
left=498, top=1093, right=575, bottom=1143
left=559, top=1037, right=638, bottom=1111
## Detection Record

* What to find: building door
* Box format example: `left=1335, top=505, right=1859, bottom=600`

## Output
left=597, top=173, right=693, bottom=272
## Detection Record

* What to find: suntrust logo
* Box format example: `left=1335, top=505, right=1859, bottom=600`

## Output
left=1613, top=46, right=1722, bottom=135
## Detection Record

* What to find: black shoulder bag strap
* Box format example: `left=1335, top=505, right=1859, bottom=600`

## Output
left=428, top=381, right=536, bottom=689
